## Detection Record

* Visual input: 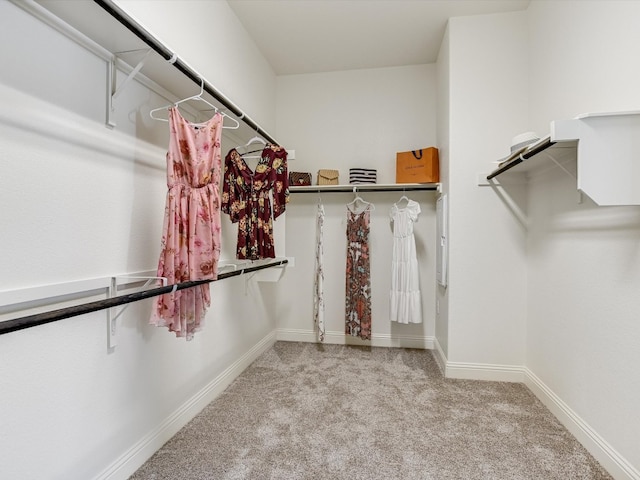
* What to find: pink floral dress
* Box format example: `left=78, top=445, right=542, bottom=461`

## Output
left=150, top=107, right=223, bottom=340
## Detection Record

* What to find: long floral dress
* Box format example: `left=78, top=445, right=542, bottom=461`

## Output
left=221, top=145, right=289, bottom=259
left=150, top=107, right=223, bottom=340
left=345, top=202, right=372, bottom=340
left=389, top=199, right=422, bottom=324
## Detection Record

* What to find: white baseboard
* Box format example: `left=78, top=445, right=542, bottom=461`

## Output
left=432, top=337, right=447, bottom=375
left=434, top=346, right=638, bottom=480
left=95, top=331, right=277, bottom=480
left=431, top=339, right=524, bottom=382
left=525, top=369, right=640, bottom=480
left=276, top=327, right=434, bottom=349
left=276, top=327, right=318, bottom=343
left=445, top=360, right=526, bottom=383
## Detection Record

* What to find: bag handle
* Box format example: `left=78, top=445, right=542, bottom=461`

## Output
left=412, top=150, right=423, bottom=160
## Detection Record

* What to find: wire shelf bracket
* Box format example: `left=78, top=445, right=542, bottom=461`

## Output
left=107, top=274, right=166, bottom=350
left=106, top=48, right=152, bottom=128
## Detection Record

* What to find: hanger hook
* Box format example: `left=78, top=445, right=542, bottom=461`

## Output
left=198, top=78, right=205, bottom=97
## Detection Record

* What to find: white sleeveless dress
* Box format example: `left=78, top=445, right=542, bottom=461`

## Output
left=389, top=199, right=422, bottom=324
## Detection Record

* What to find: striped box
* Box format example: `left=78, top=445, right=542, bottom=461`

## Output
left=349, top=168, right=377, bottom=184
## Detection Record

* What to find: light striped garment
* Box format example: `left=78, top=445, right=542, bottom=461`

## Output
left=349, top=168, right=377, bottom=184
left=314, top=202, right=325, bottom=342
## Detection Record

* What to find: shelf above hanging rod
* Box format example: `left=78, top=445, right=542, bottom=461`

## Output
left=484, top=111, right=640, bottom=206
left=93, top=0, right=276, bottom=143
left=486, top=136, right=557, bottom=180
left=289, top=183, right=440, bottom=193
left=0, top=259, right=288, bottom=336
left=22, top=0, right=278, bottom=144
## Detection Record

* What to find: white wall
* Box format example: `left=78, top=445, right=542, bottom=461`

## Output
left=440, top=6, right=640, bottom=476
left=275, top=65, right=438, bottom=346
left=441, top=2, right=640, bottom=476
left=445, top=11, right=529, bottom=370
left=527, top=0, right=640, bottom=134
left=525, top=1, right=640, bottom=475
left=0, top=1, right=278, bottom=479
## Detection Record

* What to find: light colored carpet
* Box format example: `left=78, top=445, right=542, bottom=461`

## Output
left=129, top=342, right=612, bottom=479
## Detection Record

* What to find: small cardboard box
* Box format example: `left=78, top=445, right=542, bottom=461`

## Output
left=396, top=147, right=439, bottom=183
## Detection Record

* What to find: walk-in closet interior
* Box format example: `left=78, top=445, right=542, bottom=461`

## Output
left=1, top=1, right=639, bottom=479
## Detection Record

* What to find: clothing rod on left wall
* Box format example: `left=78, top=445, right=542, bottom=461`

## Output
left=92, top=0, right=277, bottom=145
left=0, top=259, right=288, bottom=336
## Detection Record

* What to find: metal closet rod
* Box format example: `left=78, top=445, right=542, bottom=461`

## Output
left=0, top=259, right=288, bottom=336
left=290, top=184, right=440, bottom=193
left=93, top=0, right=277, bottom=145
left=486, top=137, right=555, bottom=180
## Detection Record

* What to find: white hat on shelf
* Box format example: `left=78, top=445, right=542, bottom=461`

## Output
left=496, top=131, right=540, bottom=164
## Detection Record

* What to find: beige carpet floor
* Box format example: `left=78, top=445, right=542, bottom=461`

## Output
left=129, top=341, right=612, bottom=479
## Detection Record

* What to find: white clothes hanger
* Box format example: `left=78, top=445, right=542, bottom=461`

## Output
left=236, top=134, right=267, bottom=151
left=235, top=133, right=268, bottom=159
left=243, top=135, right=267, bottom=147
left=150, top=78, right=240, bottom=129
left=395, top=194, right=410, bottom=208
left=347, top=186, right=375, bottom=212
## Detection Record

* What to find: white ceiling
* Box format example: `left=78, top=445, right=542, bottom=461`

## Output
left=227, top=0, right=531, bottom=75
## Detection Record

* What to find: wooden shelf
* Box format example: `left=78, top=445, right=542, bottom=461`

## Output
left=289, top=183, right=440, bottom=193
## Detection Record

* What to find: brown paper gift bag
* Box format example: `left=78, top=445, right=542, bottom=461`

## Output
left=396, top=147, right=439, bottom=183
left=317, top=169, right=339, bottom=185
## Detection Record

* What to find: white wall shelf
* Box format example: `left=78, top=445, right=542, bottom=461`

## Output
left=486, top=136, right=577, bottom=180
left=290, top=183, right=440, bottom=193
left=20, top=0, right=276, bottom=143
left=486, top=111, right=640, bottom=206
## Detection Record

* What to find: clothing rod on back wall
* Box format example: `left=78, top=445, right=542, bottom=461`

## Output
left=93, top=0, right=278, bottom=145
left=0, top=259, right=288, bottom=336
left=289, top=183, right=440, bottom=193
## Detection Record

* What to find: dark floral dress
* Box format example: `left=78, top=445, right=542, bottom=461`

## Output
left=221, top=144, right=289, bottom=260
left=345, top=204, right=372, bottom=340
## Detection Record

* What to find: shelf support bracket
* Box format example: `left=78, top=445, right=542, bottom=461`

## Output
left=543, top=151, right=576, bottom=180
left=106, top=48, right=152, bottom=129
left=107, top=274, right=165, bottom=351
left=542, top=151, right=582, bottom=203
